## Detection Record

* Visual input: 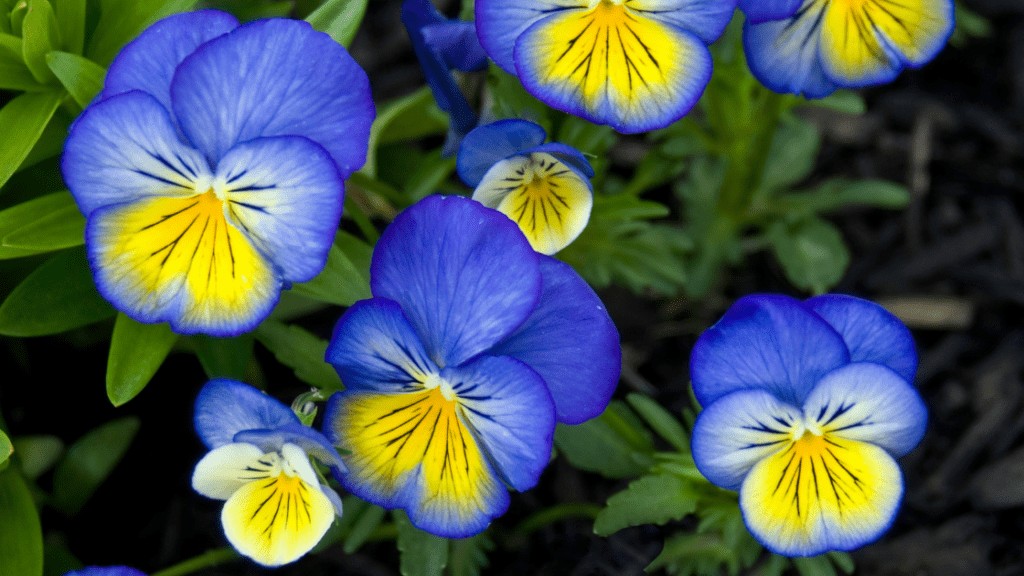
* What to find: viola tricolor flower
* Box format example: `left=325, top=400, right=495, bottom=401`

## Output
left=690, top=294, right=927, bottom=556
left=458, top=119, right=594, bottom=255
left=64, top=568, right=145, bottom=576
left=322, top=195, right=620, bottom=537
left=402, top=0, right=488, bottom=155
left=191, top=379, right=346, bottom=567
left=742, top=0, right=954, bottom=98
left=475, top=0, right=736, bottom=133
left=62, top=10, right=374, bottom=336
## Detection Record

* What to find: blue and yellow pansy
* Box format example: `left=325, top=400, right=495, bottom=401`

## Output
left=458, top=120, right=595, bottom=255
left=322, top=195, right=621, bottom=537
left=742, top=0, right=954, bottom=98
left=475, top=0, right=736, bottom=133
left=64, top=568, right=145, bottom=576
left=690, top=294, right=927, bottom=556
left=61, top=10, right=374, bottom=336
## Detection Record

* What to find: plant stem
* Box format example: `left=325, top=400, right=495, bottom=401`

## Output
left=150, top=547, right=239, bottom=576
left=512, top=503, right=603, bottom=537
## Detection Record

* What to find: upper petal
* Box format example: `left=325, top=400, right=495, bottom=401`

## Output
left=738, top=0, right=802, bottom=23
left=65, top=568, right=147, bottom=576
left=457, top=119, right=548, bottom=187
left=626, top=0, right=737, bottom=43
left=490, top=256, right=620, bottom=424
left=62, top=91, right=210, bottom=216
left=194, top=379, right=300, bottom=449
left=170, top=18, right=374, bottom=175
left=475, top=0, right=584, bottom=74
left=803, top=363, right=927, bottom=458
left=234, top=423, right=347, bottom=476
left=100, top=10, right=239, bottom=110
left=804, top=294, right=917, bottom=382
left=690, top=294, right=850, bottom=407
left=371, top=195, right=542, bottom=368
left=742, top=3, right=840, bottom=98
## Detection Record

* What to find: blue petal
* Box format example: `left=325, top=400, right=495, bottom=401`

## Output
left=474, top=0, right=575, bottom=74
left=743, top=8, right=840, bottom=98
left=215, top=135, right=344, bottom=282
left=528, top=142, right=595, bottom=179
left=456, top=119, right=547, bottom=187
left=443, top=355, right=556, bottom=491
left=371, top=195, right=542, bottom=368
left=690, top=294, right=850, bottom=407
left=490, top=256, right=620, bottom=424
left=738, top=0, right=801, bottom=23
left=193, top=379, right=299, bottom=449
left=65, top=568, right=146, bottom=576
left=804, top=294, right=917, bottom=382
left=325, top=297, right=438, bottom=392
left=691, top=389, right=803, bottom=490
left=100, top=10, right=238, bottom=111
left=170, top=19, right=374, bottom=176
left=62, top=91, right=210, bottom=216
left=422, top=21, right=488, bottom=72
left=803, top=362, right=927, bottom=457
left=626, top=0, right=737, bottom=43
left=234, top=423, right=347, bottom=475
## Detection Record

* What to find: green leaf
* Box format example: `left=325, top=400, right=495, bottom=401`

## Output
left=342, top=502, right=386, bottom=554
left=785, top=179, right=911, bottom=215
left=305, top=0, right=368, bottom=47
left=256, top=320, right=342, bottom=391
left=46, top=51, right=105, bottom=107
left=51, top=0, right=85, bottom=53
left=0, top=192, right=77, bottom=258
left=646, top=532, right=740, bottom=576
left=767, top=217, right=849, bottom=294
left=19, top=107, right=71, bottom=171
left=106, top=313, right=177, bottom=406
left=0, top=247, right=115, bottom=336
left=0, top=430, right=11, bottom=471
left=1, top=192, right=85, bottom=252
left=594, top=473, right=698, bottom=536
left=0, top=34, right=42, bottom=91
left=0, top=90, right=63, bottom=190
left=554, top=401, right=654, bottom=479
left=827, top=552, right=855, bottom=574
left=396, top=510, right=449, bottom=576
left=792, top=556, right=838, bottom=576
left=21, top=0, right=60, bottom=84
left=292, top=243, right=372, bottom=307
left=0, top=468, right=43, bottom=576
left=802, top=91, right=866, bottom=115
left=362, top=86, right=447, bottom=177
left=10, top=435, right=63, bottom=480
left=625, top=393, right=689, bottom=452
left=447, top=533, right=493, bottom=576
left=87, top=0, right=199, bottom=65
left=759, top=116, right=819, bottom=193
left=52, top=417, right=139, bottom=515
left=193, top=333, right=254, bottom=380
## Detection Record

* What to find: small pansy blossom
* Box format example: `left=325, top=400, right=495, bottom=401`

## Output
left=690, top=294, right=927, bottom=556
left=322, top=195, right=620, bottom=537
left=475, top=0, right=737, bottom=133
left=62, top=10, right=374, bottom=336
left=402, top=0, right=488, bottom=155
left=191, top=379, right=346, bottom=567
left=742, top=0, right=954, bottom=98
left=64, top=568, right=145, bottom=576
left=458, top=119, right=594, bottom=255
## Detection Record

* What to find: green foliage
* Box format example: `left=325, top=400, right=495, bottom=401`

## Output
left=256, top=320, right=342, bottom=391
left=106, top=314, right=178, bottom=406
left=293, top=243, right=373, bottom=307
left=626, top=393, right=689, bottom=452
left=46, top=51, right=105, bottom=108
left=193, top=333, right=255, bottom=380
left=0, top=429, right=11, bottom=471
left=554, top=400, right=654, bottom=479
left=593, top=473, right=698, bottom=536
left=396, top=510, right=449, bottom=576
left=0, top=190, right=84, bottom=253
left=767, top=217, right=850, bottom=295
left=305, top=0, right=368, bottom=47
left=52, top=417, right=140, bottom=515
left=0, top=466, right=43, bottom=576
left=87, top=0, right=199, bottom=65
left=0, top=91, right=63, bottom=190
left=11, top=435, right=63, bottom=480
left=951, top=2, right=991, bottom=46
left=341, top=498, right=387, bottom=554
left=447, top=533, right=493, bottom=576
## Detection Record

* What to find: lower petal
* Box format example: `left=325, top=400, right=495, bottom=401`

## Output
left=740, top=434, right=903, bottom=556
left=87, top=193, right=280, bottom=336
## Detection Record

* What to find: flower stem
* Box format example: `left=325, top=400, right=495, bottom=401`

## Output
left=150, top=547, right=240, bottom=576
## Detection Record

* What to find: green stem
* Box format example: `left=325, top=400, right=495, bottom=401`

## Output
left=717, top=90, right=788, bottom=218
left=512, top=503, right=602, bottom=537
left=150, top=547, right=239, bottom=576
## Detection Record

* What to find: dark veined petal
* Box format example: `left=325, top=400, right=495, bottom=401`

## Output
left=804, top=294, right=917, bottom=382
left=528, top=142, right=596, bottom=179
left=803, top=363, right=927, bottom=458
left=191, top=442, right=266, bottom=500
left=194, top=379, right=299, bottom=449
left=626, top=0, right=737, bottom=43
left=740, top=433, right=903, bottom=556
left=490, top=257, right=620, bottom=424
left=215, top=136, right=344, bottom=283
left=738, top=0, right=801, bottom=23
left=690, top=294, right=850, bottom=407
left=325, top=298, right=438, bottom=393
left=100, top=10, right=239, bottom=110
left=234, top=423, right=347, bottom=476
left=62, top=91, right=210, bottom=216
left=475, top=0, right=583, bottom=74
left=170, top=19, right=374, bottom=176
left=691, top=389, right=803, bottom=490
left=323, top=387, right=509, bottom=538
left=440, top=355, right=556, bottom=491
left=742, top=1, right=840, bottom=98
left=371, top=195, right=542, bottom=368
left=513, top=4, right=713, bottom=133
left=457, top=119, right=548, bottom=187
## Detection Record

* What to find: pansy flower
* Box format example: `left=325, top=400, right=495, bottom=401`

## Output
left=64, top=568, right=145, bottom=576
left=62, top=10, right=374, bottom=336
left=402, top=0, right=488, bottom=155
left=690, top=294, right=927, bottom=556
left=458, top=119, right=594, bottom=255
left=742, top=0, right=954, bottom=98
left=191, top=379, right=346, bottom=567
left=475, top=0, right=736, bottom=133
left=322, top=195, right=620, bottom=537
